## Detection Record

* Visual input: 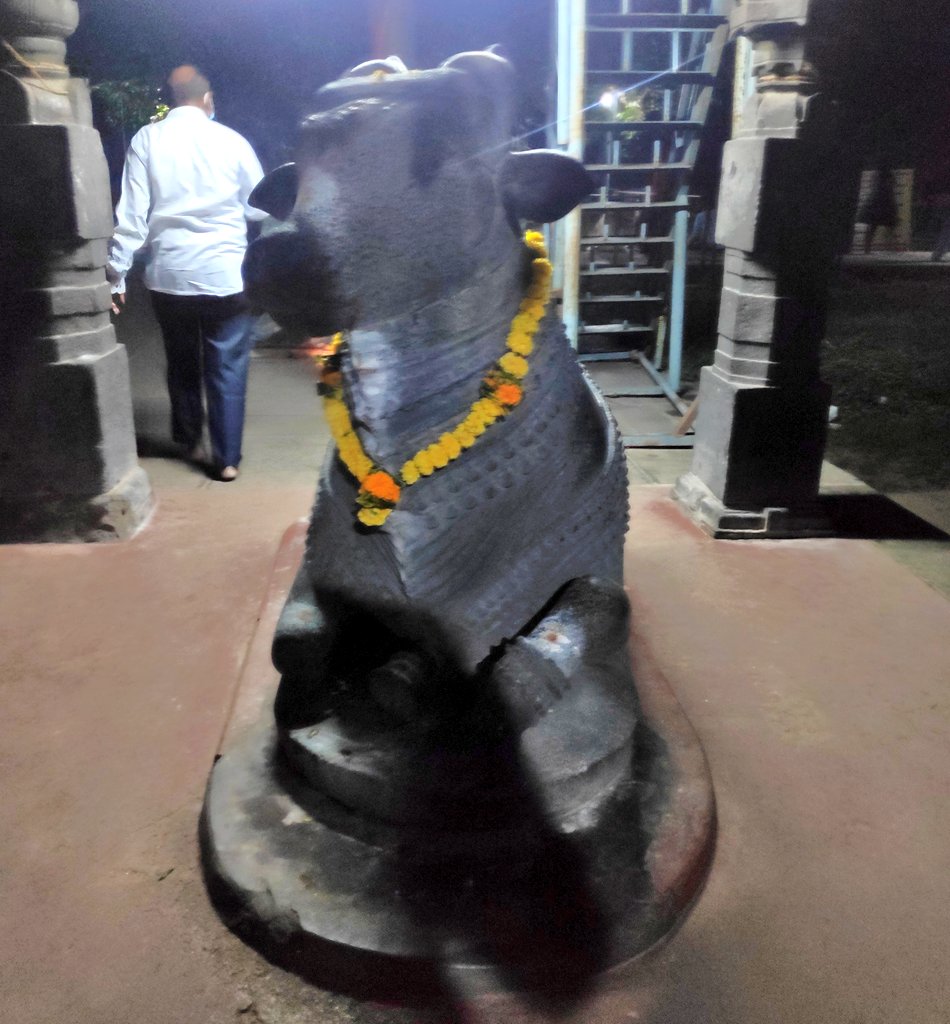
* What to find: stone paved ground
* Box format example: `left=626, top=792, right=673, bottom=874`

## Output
left=1, top=278, right=948, bottom=1023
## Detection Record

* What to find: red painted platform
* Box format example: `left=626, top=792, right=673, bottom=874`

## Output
left=1, top=484, right=949, bottom=1023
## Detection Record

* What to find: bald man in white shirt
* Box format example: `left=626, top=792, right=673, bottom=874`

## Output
left=107, top=66, right=266, bottom=481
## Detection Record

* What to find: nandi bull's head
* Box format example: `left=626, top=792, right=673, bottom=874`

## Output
left=242, top=50, right=592, bottom=335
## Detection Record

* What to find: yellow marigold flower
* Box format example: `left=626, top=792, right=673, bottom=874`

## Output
left=507, top=333, right=534, bottom=356
left=510, top=313, right=535, bottom=334
left=464, top=415, right=487, bottom=437
left=428, top=443, right=450, bottom=469
left=438, top=433, right=462, bottom=460
left=361, top=471, right=401, bottom=503
left=338, top=441, right=372, bottom=482
left=315, top=241, right=551, bottom=529
left=471, top=399, right=499, bottom=424
left=499, top=352, right=529, bottom=379
left=357, top=507, right=391, bottom=527
left=323, top=398, right=352, bottom=434
left=414, top=451, right=435, bottom=476
left=495, top=382, right=523, bottom=407
left=335, top=431, right=354, bottom=457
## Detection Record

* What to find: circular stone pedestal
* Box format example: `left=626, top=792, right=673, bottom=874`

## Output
left=201, top=656, right=715, bottom=1003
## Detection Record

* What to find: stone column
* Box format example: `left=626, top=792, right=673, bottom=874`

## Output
left=0, top=0, right=153, bottom=542
left=673, top=0, right=855, bottom=538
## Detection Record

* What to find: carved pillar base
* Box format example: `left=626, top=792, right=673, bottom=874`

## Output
left=673, top=471, right=831, bottom=540
left=0, top=1, right=153, bottom=542
left=0, top=466, right=153, bottom=542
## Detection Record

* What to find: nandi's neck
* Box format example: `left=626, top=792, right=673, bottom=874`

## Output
left=341, top=241, right=530, bottom=469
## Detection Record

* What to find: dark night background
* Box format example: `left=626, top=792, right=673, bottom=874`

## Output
left=69, top=0, right=950, bottom=195
left=70, top=0, right=553, bottom=174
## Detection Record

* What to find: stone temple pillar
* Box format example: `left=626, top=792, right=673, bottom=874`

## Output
left=673, top=0, right=855, bottom=538
left=0, top=0, right=153, bottom=542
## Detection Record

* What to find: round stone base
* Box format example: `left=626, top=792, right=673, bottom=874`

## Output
left=201, top=661, right=715, bottom=1003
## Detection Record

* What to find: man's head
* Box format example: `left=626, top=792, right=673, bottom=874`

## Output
left=167, top=65, right=213, bottom=117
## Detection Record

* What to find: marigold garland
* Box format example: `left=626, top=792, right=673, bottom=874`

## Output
left=313, top=230, right=551, bottom=527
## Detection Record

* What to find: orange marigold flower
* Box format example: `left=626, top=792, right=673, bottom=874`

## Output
left=495, top=382, right=523, bottom=407
left=361, top=471, right=401, bottom=503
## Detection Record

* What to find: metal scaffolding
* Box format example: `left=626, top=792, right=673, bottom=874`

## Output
left=555, top=0, right=730, bottom=447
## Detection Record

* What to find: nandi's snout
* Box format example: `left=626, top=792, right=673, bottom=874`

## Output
left=244, top=221, right=354, bottom=335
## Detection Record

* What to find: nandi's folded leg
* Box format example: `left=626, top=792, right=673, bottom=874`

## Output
left=271, top=566, right=342, bottom=730
left=272, top=564, right=340, bottom=678
left=489, top=576, right=637, bottom=729
left=474, top=576, right=639, bottom=826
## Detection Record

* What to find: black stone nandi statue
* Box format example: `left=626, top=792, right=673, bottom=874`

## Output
left=202, top=50, right=714, bottom=1000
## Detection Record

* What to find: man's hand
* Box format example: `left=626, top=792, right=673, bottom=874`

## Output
left=106, top=266, right=126, bottom=314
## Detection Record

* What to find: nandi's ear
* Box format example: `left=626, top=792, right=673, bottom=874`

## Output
left=249, top=163, right=298, bottom=221
left=499, top=150, right=594, bottom=224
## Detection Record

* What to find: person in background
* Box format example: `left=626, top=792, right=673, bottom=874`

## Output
left=859, top=166, right=897, bottom=254
left=107, top=65, right=266, bottom=481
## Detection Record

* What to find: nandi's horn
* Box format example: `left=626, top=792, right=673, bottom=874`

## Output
left=440, top=49, right=515, bottom=150
left=345, top=55, right=409, bottom=78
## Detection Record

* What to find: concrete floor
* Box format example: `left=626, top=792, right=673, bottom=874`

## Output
left=1, top=297, right=949, bottom=1023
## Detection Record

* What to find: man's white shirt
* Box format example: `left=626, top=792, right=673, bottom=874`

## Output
left=108, top=106, right=266, bottom=296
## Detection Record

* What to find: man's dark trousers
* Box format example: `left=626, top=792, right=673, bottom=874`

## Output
left=150, top=291, right=252, bottom=470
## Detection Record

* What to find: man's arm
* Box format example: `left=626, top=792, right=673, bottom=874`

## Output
left=237, top=139, right=268, bottom=223
left=107, top=132, right=151, bottom=298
